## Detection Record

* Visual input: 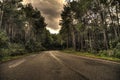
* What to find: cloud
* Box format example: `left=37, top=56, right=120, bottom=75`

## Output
left=23, top=0, right=65, bottom=32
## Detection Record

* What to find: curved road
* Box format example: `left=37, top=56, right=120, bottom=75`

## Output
left=0, top=51, right=120, bottom=80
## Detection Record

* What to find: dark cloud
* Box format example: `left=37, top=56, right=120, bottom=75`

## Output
left=24, top=0, right=64, bottom=31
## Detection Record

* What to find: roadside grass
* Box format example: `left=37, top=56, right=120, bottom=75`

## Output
left=0, top=52, right=40, bottom=63
left=0, top=55, right=26, bottom=62
left=62, top=49, right=120, bottom=62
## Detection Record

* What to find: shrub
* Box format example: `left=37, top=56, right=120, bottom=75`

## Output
left=115, top=43, right=120, bottom=49
left=25, top=40, right=45, bottom=52
left=113, top=43, right=120, bottom=58
left=0, top=31, right=9, bottom=48
left=0, top=31, right=9, bottom=58
left=9, top=43, right=26, bottom=56
left=0, top=49, right=10, bottom=57
left=98, top=50, right=108, bottom=57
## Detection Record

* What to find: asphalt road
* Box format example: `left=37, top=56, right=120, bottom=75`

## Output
left=0, top=51, right=120, bottom=80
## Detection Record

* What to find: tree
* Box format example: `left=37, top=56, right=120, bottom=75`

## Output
left=60, top=3, right=77, bottom=49
left=60, top=0, right=120, bottom=53
left=0, top=0, right=49, bottom=54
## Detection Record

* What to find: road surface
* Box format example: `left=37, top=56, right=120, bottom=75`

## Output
left=0, top=51, right=120, bottom=80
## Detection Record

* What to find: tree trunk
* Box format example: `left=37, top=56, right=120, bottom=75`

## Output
left=116, top=4, right=120, bottom=37
left=108, top=6, right=118, bottom=39
left=0, top=10, right=4, bottom=29
left=103, top=27, right=109, bottom=50
left=71, top=27, right=76, bottom=50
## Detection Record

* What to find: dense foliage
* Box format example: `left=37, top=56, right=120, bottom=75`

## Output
left=0, top=0, right=120, bottom=60
left=60, top=0, right=120, bottom=57
left=0, top=0, right=61, bottom=59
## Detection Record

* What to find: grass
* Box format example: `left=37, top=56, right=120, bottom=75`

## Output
left=1, top=49, right=120, bottom=63
left=0, top=52, right=40, bottom=63
left=62, top=49, right=120, bottom=63
left=0, top=55, right=26, bottom=62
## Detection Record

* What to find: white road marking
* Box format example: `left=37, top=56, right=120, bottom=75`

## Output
left=50, top=52, right=62, bottom=64
left=30, top=54, right=36, bottom=57
left=9, top=59, right=26, bottom=68
left=52, top=51, right=120, bottom=65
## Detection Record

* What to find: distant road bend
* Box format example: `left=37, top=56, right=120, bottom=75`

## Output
left=0, top=51, right=120, bottom=80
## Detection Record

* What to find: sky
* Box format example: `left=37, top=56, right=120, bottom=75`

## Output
left=23, top=0, right=66, bottom=34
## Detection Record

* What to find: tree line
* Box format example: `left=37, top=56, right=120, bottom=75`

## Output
left=0, top=0, right=120, bottom=59
left=0, top=0, right=62, bottom=59
left=60, top=0, right=120, bottom=58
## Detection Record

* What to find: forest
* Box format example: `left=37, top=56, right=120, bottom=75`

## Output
left=0, top=0, right=120, bottom=61
left=60, top=0, right=120, bottom=58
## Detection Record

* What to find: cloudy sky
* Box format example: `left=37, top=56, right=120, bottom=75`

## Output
left=23, top=0, right=66, bottom=34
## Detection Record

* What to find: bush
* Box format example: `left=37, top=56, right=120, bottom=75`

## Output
left=25, top=40, right=45, bottom=52
left=0, top=31, right=26, bottom=58
left=113, top=43, right=120, bottom=58
left=0, top=49, right=10, bottom=57
left=0, top=31, right=9, bottom=48
left=0, top=31, right=9, bottom=58
left=98, top=50, right=108, bottom=57
left=115, top=43, right=120, bottom=49
left=9, top=43, right=26, bottom=56
left=114, top=49, right=120, bottom=58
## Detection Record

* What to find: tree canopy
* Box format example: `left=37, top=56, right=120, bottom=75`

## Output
left=60, top=0, right=120, bottom=57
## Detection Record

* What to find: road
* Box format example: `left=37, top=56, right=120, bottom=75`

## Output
left=0, top=51, right=120, bottom=80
